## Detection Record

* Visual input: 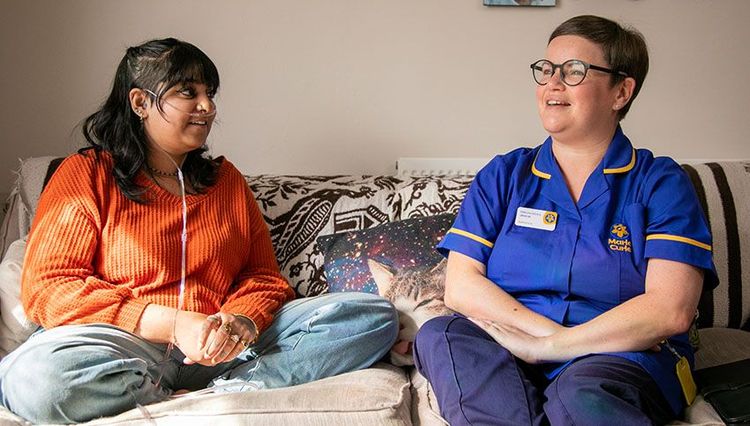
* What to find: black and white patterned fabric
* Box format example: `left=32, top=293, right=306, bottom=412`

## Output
left=244, top=175, right=475, bottom=296
left=246, top=175, right=402, bottom=296
left=397, top=176, right=473, bottom=219
left=682, top=162, right=750, bottom=330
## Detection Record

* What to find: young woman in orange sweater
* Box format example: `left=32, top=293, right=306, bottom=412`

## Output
left=0, top=38, right=398, bottom=424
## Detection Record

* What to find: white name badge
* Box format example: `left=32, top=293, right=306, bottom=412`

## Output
left=514, top=207, right=558, bottom=231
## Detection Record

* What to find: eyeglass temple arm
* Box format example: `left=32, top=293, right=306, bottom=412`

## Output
left=588, top=64, right=629, bottom=77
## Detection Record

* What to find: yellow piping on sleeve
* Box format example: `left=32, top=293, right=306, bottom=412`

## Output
left=446, top=228, right=494, bottom=248
left=646, top=234, right=712, bottom=251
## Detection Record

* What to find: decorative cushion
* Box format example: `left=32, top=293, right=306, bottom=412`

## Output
left=0, top=239, right=37, bottom=357
left=317, top=214, right=454, bottom=366
left=682, top=162, right=750, bottom=330
left=396, top=176, right=472, bottom=220
left=246, top=175, right=403, bottom=296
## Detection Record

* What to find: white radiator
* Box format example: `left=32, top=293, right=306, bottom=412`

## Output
left=396, top=157, right=490, bottom=176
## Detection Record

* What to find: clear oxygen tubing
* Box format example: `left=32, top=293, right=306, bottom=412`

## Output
left=132, top=89, right=223, bottom=421
left=155, top=150, right=188, bottom=385
left=145, top=89, right=217, bottom=118
left=134, top=148, right=189, bottom=423
left=133, top=150, right=259, bottom=419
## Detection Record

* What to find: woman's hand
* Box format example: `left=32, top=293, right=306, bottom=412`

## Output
left=180, top=312, right=257, bottom=366
left=172, top=311, right=216, bottom=365
left=470, top=318, right=554, bottom=364
left=469, top=317, right=662, bottom=366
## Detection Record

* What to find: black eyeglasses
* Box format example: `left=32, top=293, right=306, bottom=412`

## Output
left=530, top=59, right=628, bottom=86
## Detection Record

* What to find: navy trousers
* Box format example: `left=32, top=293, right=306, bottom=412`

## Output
left=414, top=316, right=674, bottom=426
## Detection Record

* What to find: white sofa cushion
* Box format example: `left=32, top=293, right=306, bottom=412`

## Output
left=16, top=156, right=59, bottom=222
left=0, top=238, right=37, bottom=357
left=0, top=363, right=412, bottom=425
left=0, top=156, right=58, bottom=258
left=0, top=187, right=21, bottom=260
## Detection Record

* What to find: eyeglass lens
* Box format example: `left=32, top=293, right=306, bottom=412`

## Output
left=532, top=60, right=587, bottom=86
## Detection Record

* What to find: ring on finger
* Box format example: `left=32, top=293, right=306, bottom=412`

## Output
left=240, top=339, right=250, bottom=348
left=222, top=323, right=233, bottom=334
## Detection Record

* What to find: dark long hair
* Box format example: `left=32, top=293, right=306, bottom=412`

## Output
left=82, top=38, right=221, bottom=202
left=550, top=15, right=649, bottom=120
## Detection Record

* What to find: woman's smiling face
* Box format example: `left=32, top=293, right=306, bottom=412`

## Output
left=536, top=35, right=624, bottom=144
left=143, top=82, right=216, bottom=158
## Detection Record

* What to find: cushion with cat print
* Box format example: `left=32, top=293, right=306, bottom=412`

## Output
left=317, top=213, right=454, bottom=366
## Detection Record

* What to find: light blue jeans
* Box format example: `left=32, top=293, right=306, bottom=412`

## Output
left=0, top=292, right=398, bottom=424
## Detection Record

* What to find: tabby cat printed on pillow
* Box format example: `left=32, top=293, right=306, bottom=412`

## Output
left=368, top=258, right=452, bottom=366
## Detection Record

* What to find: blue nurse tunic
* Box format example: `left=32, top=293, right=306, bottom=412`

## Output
left=437, top=126, right=717, bottom=414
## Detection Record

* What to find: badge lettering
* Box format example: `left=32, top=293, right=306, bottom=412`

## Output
left=515, top=207, right=557, bottom=231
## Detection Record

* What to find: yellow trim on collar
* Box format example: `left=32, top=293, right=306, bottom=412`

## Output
left=646, top=234, right=712, bottom=251
left=603, top=148, right=636, bottom=174
left=531, top=151, right=551, bottom=179
left=447, top=228, right=494, bottom=248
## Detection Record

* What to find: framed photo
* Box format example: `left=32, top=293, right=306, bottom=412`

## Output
left=484, top=0, right=556, bottom=6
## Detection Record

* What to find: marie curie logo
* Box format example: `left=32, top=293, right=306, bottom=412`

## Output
left=608, top=224, right=631, bottom=253
left=543, top=212, right=557, bottom=225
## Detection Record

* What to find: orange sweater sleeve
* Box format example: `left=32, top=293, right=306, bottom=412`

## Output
left=21, top=155, right=149, bottom=332
left=220, top=181, right=295, bottom=333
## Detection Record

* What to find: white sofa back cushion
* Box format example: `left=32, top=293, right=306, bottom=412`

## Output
left=682, top=162, right=750, bottom=330
left=0, top=239, right=37, bottom=357
left=0, top=156, right=59, bottom=258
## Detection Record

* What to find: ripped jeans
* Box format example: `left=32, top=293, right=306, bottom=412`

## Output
left=0, top=292, right=398, bottom=424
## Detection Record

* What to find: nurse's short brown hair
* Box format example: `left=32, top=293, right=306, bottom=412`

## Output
left=550, top=15, right=649, bottom=120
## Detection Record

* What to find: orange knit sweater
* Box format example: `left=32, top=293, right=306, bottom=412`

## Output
left=21, top=150, right=294, bottom=334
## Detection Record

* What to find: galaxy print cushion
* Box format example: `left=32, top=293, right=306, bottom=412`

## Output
left=317, top=213, right=455, bottom=366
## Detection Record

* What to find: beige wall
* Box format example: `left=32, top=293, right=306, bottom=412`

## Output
left=1, top=0, right=749, bottom=198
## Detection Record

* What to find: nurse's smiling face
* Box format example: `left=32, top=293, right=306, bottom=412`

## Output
left=536, top=35, right=627, bottom=145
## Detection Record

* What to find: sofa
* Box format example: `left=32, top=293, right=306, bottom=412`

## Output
left=0, top=156, right=748, bottom=425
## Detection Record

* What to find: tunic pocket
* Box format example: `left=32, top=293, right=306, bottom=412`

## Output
left=488, top=223, right=555, bottom=294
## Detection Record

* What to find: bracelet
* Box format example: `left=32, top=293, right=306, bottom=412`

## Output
left=234, top=314, right=259, bottom=346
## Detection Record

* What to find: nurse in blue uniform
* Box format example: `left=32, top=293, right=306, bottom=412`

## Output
left=414, top=15, right=716, bottom=426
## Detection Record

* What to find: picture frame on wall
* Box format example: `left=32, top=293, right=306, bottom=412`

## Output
left=484, top=0, right=556, bottom=6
